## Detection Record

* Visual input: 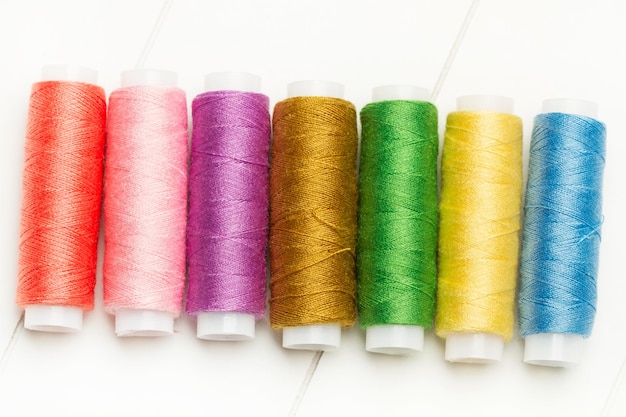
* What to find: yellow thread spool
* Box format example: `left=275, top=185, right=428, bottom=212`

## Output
left=436, top=95, right=523, bottom=363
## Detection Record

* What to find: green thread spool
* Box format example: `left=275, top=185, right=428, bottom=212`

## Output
left=357, top=85, right=438, bottom=355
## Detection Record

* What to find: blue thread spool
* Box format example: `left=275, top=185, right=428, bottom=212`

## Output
left=520, top=98, right=606, bottom=367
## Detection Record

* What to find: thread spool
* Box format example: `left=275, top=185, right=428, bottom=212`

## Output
left=186, top=71, right=270, bottom=341
left=103, top=69, right=188, bottom=337
left=270, top=80, right=358, bottom=351
left=520, top=98, right=605, bottom=367
left=358, top=85, right=437, bottom=355
left=17, top=65, right=105, bottom=333
left=436, top=95, right=523, bottom=363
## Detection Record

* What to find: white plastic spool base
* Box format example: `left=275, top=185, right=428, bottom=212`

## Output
left=287, top=80, right=344, bottom=99
left=115, top=309, right=174, bottom=337
left=24, top=305, right=83, bottom=333
left=282, top=324, right=341, bottom=351
left=205, top=71, right=261, bottom=93
left=196, top=312, right=255, bottom=341
left=121, top=69, right=177, bottom=88
left=457, top=94, right=514, bottom=113
left=445, top=333, right=504, bottom=364
left=372, top=85, right=430, bottom=102
left=42, top=64, right=97, bottom=84
left=542, top=98, right=598, bottom=119
left=366, top=325, right=424, bottom=355
left=524, top=333, right=584, bottom=367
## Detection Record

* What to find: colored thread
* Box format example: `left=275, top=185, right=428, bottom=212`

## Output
left=186, top=91, right=270, bottom=317
left=519, top=113, right=606, bottom=337
left=16, top=81, right=106, bottom=309
left=436, top=111, right=523, bottom=341
left=103, top=86, right=188, bottom=316
left=269, top=96, right=358, bottom=329
left=357, top=100, right=439, bottom=328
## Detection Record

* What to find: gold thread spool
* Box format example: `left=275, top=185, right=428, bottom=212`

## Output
left=269, top=81, right=358, bottom=350
left=436, top=95, right=522, bottom=363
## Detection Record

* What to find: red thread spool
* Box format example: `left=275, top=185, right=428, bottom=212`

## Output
left=16, top=65, right=106, bottom=332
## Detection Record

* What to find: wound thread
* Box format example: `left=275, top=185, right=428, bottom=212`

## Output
left=436, top=110, right=523, bottom=341
left=103, top=85, right=188, bottom=317
left=269, top=96, right=358, bottom=329
left=357, top=100, right=439, bottom=328
left=186, top=90, right=270, bottom=318
left=519, top=112, right=606, bottom=337
left=16, top=81, right=106, bottom=310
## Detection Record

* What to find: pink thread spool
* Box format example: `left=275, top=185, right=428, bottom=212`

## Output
left=103, top=69, right=188, bottom=337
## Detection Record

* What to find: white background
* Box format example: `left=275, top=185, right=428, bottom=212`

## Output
left=1, top=1, right=625, bottom=416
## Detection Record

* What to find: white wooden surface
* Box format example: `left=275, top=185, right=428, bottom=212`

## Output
left=1, top=1, right=624, bottom=416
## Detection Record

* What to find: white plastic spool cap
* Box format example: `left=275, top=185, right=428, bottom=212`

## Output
left=372, top=85, right=430, bottom=102
left=24, top=305, right=83, bottom=333
left=23, top=65, right=100, bottom=334
left=542, top=98, right=598, bottom=119
left=445, top=333, right=504, bottom=363
left=362, top=85, right=431, bottom=355
left=287, top=80, right=344, bottom=99
left=281, top=80, right=345, bottom=351
left=196, top=312, right=255, bottom=341
left=282, top=324, right=342, bottom=351
left=457, top=95, right=514, bottom=114
left=524, top=333, right=584, bottom=367
left=42, top=64, right=97, bottom=84
left=115, top=309, right=174, bottom=337
left=121, top=69, right=177, bottom=88
left=205, top=71, right=261, bottom=93
left=366, top=325, right=424, bottom=355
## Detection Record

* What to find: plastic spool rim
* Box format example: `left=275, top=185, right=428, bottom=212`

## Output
left=282, top=324, right=341, bottom=351
left=457, top=94, right=513, bottom=113
left=196, top=312, right=255, bottom=341
left=524, top=333, right=584, bottom=367
left=41, top=64, right=98, bottom=84
left=121, top=69, right=178, bottom=88
left=372, top=85, right=430, bottom=102
left=542, top=98, right=598, bottom=119
left=24, top=305, right=83, bottom=333
left=204, top=71, right=261, bottom=93
left=365, top=325, right=424, bottom=355
left=445, top=332, right=504, bottom=363
left=287, top=80, right=344, bottom=99
left=115, top=308, right=174, bottom=337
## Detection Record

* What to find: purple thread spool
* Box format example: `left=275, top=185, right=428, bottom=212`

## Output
left=186, top=72, right=270, bottom=341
